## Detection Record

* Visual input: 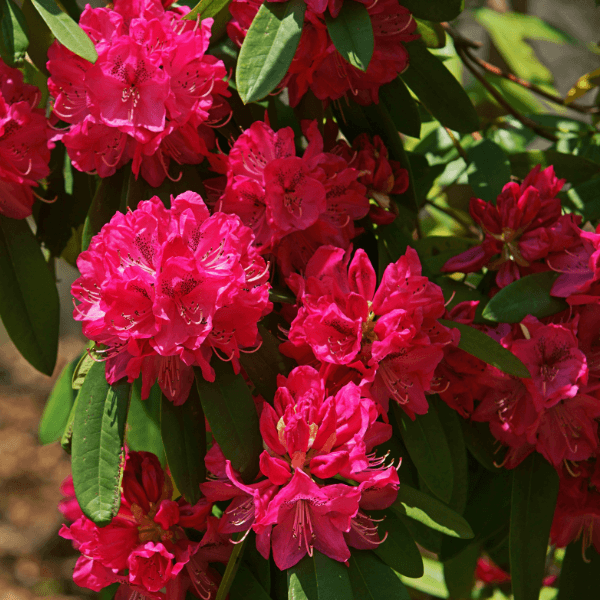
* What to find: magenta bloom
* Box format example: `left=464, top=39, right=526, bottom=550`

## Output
left=48, top=0, right=230, bottom=186
left=283, top=245, right=457, bottom=417
left=0, top=59, right=51, bottom=219
left=72, top=192, right=271, bottom=404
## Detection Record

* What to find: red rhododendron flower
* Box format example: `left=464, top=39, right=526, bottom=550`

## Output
left=0, top=59, right=51, bottom=218
left=48, top=0, right=230, bottom=186
left=71, top=191, right=271, bottom=404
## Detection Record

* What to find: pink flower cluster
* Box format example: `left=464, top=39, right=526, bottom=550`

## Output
left=228, top=0, right=419, bottom=106
left=210, top=119, right=370, bottom=275
left=71, top=191, right=271, bottom=404
left=0, top=59, right=51, bottom=219
left=48, top=0, right=230, bottom=186
left=281, top=244, right=458, bottom=418
left=201, top=366, right=399, bottom=570
left=60, top=451, right=230, bottom=600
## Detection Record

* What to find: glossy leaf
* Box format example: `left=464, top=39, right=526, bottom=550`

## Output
left=288, top=552, right=354, bottom=600
left=60, top=394, right=78, bottom=454
left=0, top=0, right=29, bottom=65
left=184, top=0, right=230, bottom=20
left=127, top=380, right=165, bottom=465
left=348, top=551, right=410, bottom=600
left=229, top=563, right=272, bottom=600
left=415, top=18, right=445, bottom=48
left=401, top=41, right=479, bottom=133
left=195, top=361, right=262, bottom=483
left=379, top=77, right=421, bottom=138
left=510, top=453, right=559, bottom=600
left=30, top=0, right=97, bottom=62
left=71, top=362, right=129, bottom=526
left=397, top=0, right=463, bottom=22
left=391, top=483, right=474, bottom=540
left=39, top=358, right=78, bottom=445
left=439, top=320, right=531, bottom=378
left=466, top=139, right=510, bottom=203
left=236, top=0, right=306, bottom=104
left=21, top=0, right=53, bottom=73
left=443, top=543, right=479, bottom=600
left=400, top=556, right=449, bottom=599
left=481, top=272, right=568, bottom=324
left=216, top=535, right=247, bottom=600
left=0, top=216, right=59, bottom=376
left=160, top=383, right=206, bottom=505
left=557, top=542, right=600, bottom=600
left=460, top=419, right=497, bottom=472
left=394, top=403, right=454, bottom=503
left=325, top=1, right=373, bottom=72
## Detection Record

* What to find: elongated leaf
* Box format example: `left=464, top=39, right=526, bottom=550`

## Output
left=439, top=319, right=530, bottom=378
left=460, top=419, right=497, bottom=472
left=236, top=0, right=306, bottom=104
left=0, top=216, right=59, bottom=376
left=39, top=358, right=78, bottom=445
left=400, top=557, right=449, bottom=599
left=401, top=41, right=479, bottom=133
left=288, top=552, right=354, bottom=600
left=466, top=139, right=510, bottom=203
left=373, top=510, right=424, bottom=578
left=348, top=551, right=410, bottom=600
left=60, top=393, right=78, bottom=454
left=72, top=348, right=95, bottom=390
left=415, top=18, right=445, bottom=48
left=184, top=0, right=230, bottom=20
left=391, top=484, right=474, bottom=540
left=481, top=272, right=568, bottom=324
left=30, top=0, right=97, bottom=62
left=397, top=0, right=462, bottom=21
left=510, top=453, right=559, bottom=600
left=127, top=380, right=165, bottom=465
left=443, top=543, right=479, bottom=600
left=379, top=77, right=421, bottom=138
left=325, top=1, right=373, bottom=72
left=557, top=541, right=600, bottom=600
left=0, top=0, right=29, bottom=65
left=394, top=403, right=454, bottom=503
left=242, top=532, right=271, bottom=594
left=230, top=563, right=272, bottom=600
left=160, top=383, right=206, bottom=505
left=216, top=535, right=246, bottom=600
left=195, top=361, right=262, bottom=483
left=72, top=362, right=129, bottom=526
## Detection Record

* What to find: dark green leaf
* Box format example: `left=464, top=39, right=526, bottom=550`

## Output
left=127, top=380, right=165, bottom=465
left=510, top=453, right=559, bottom=600
left=184, top=0, right=230, bottom=20
left=99, top=583, right=119, bottom=600
left=39, top=358, right=78, bottom=445
left=460, top=419, right=497, bottom=472
left=397, top=0, right=463, bottom=21
left=242, top=531, right=271, bottom=594
left=415, top=236, right=477, bottom=276
left=568, top=174, right=600, bottom=221
left=160, top=384, right=206, bottom=505
left=391, top=483, right=474, bottom=540
left=72, top=362, right=129, bottom=526
left=443, top=543, right=479, bottom=600
left=230, top=563, right=272, bottom=600
left=373, top=510, right=424, bottom=578
left=216, top=535, right=247, bottom=600
left=0, top=0, right=29, bottom=65
left=481, top=272, right=569, bottom=324
left=195, top=361, right=262, bottom=483
left=30, top=0, right=97, bottom=62
left=288, top=552, right=354, bottom=600
left=379, top=77, right=421, bottom=138
left=400, top=556, right=449, bottom=599
left=415, top=19, right=445, bottom=48
left=394, top=403, right=454, bottom=503
left=0, top=216, right=59, bottom=376
left=509, top=151, right=600, bottom=187
left=21, top=0, right=53, bottom=73
left=401, top=41, right=479, bottom=133
left=236, top=0, right=306, bottom=104
left=325, top=1, right=373, bottom=72
left=348, top=551, right=410, bottom=600
left=557, top=541, right=600, bottom=600
left=466, top=139, right=510, bottom=203
left=439, top=320, right=531, bottom=378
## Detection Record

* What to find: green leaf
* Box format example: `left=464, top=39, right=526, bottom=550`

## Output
left=0, top=216, right=59, bottom=376
left=460, top=419, right=497, bottom=472
left=557, top=542, right=600, bottom=600
left=379, top=77, right=421, bottom=138
left=401, top=40, right=479, bottom=133
left=394, top=403, right=454, bottom=503
left=230, top=563, right=273, bottom=600
left=184, top=0, right=230, bottom=20
left=60, top=394, right=78, bottom=454
left=396, top=0, right=462, bottom=22
left=195, top=361, right=262, bottom=483
left=439, top=319, right=531, bottom=378
left=415, top=236, right=477, bottom=276
left=39, top=358, right=78, bottom=445
left=288, top=552, right=354, bottom=600
left=72, top=347, right=95, bottom=390
left=466, top=139, right=510, bottom=203
left=400, top=556, right=449, bottom=599
left=216, top=535, right=247, bottom=600
left=236, top=0, right=306, bottom=104
left=415, top=18, right=445, bottom=48
left=160, top=383, right=206, bottom=505
left=373, top=510, right=424, bottom=578
left=481, top=272, right=568, bottom=324
left=325, top=1, right=373, bottom=72
left=391, top=483, right=474, bottom=540
left=0, top=0, right=29, bottom=65
left=348, top=551, right=410, bottom=600
left=29, top=0, right=97, bottom=62
left=510, top=453, right=559, bottom=600
left=443, top=543, right=479, bottom=600
left=71, top=362, right=129, bottom=526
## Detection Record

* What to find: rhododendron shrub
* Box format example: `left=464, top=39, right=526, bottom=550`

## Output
left=7, top=0, right=600, bottom=598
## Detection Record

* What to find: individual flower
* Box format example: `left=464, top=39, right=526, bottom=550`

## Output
left=228, top=0, right=419, bottom=106
left=71, top=191, right=271, bottom=404
left=0, top=58, right=52, bottom=218
left=47, top=0, right=230, bottom=186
